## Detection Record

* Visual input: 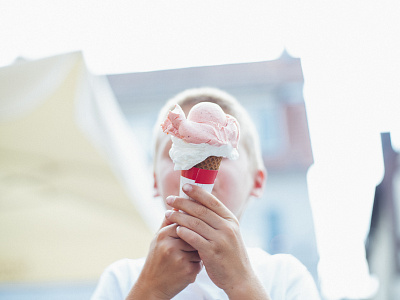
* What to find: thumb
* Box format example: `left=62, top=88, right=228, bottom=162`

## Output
left=159, top=208, right=179, bottom=229
left=159, top=214, right=174, bottom=229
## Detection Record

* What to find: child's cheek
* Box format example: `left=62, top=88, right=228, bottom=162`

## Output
left=163, top=170, right=180, bottom=196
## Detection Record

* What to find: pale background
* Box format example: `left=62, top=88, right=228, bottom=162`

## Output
left=2, top=1, right=400, bottom=299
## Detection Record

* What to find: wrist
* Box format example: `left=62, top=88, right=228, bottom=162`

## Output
left=127, top=286, right=169, bottom=300
left=224, top=273, right=270, bottom=300
left=127, top=277, right=170, bottom=300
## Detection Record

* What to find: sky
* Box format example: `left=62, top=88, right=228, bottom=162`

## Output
left=2, top=1, right=398, bottom=75
left=1, top=0, right=286, bottom=74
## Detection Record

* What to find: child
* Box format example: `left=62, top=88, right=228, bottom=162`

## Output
left=91, top=87, right=320, bottom=300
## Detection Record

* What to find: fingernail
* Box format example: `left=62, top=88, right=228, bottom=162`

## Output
left=166, top=195, right=175, bottom=205
left=165, top=210, right=173, bottom=218
left=183, top=184, right=192, bottom=193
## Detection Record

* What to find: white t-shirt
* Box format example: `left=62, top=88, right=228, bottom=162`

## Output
left=91, top=248, right=320, bottom=300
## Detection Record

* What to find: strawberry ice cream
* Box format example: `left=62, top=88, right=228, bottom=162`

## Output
left=161, top=102, right=240, bottom=170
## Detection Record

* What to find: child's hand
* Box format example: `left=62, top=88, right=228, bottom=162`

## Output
left=127, top=216, right=202, bottom=300
left=165, top=184, right=270, bottom=300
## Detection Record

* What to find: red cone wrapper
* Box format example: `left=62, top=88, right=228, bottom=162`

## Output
left=179, top=167, right=218, bottom=198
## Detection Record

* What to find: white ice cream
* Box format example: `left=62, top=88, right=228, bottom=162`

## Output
left=170, top=136, right=239, bottom=170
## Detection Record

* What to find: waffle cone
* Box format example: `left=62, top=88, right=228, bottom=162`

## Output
left=194, top=156, right=222, bottom=170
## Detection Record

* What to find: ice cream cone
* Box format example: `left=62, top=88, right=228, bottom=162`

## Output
left=161, top=102, right=239, bottom=198
left=194, top=156, right=222, bottom=170
left=179, top=156, right=222, bottom=198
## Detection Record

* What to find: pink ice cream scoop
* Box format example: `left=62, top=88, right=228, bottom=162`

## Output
left=161, top=102, right=240, bottom=148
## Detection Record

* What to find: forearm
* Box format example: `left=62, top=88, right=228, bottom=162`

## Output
left=126, top=281, right=169, bottom=300
left=225, top=275, right=271, bottom=300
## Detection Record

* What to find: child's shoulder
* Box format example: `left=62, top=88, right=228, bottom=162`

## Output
left=247, top=247, right=309, bottom=275
left=247, top=247, right=319, bottom=298
left=94, top=257, right=146, bottom=298
left=101, top=257, right=146, bottom=282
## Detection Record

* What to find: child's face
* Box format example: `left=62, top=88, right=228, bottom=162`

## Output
left=154, top=133, right=258, bottom=219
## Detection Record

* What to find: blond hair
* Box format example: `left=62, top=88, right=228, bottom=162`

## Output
left=153, top=87, right=264, bottom=174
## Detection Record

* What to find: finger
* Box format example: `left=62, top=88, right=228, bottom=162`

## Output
left=159, top=216, right=174, bottom=230
left=176, top=225, right=210, bottom=253
left=158, top=223, right=179, bottom=239
left=166, top=197, right=221, bottom=229
left=159, top=223, right=199, bottom=252
left=165, top=210, right=215, bottom=240
left=174, top=238, right=198, bottom=252
left=182, top=184, right=235, bottom=220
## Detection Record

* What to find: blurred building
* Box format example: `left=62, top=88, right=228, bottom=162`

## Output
left=367, top=133, right=400, bottom=300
